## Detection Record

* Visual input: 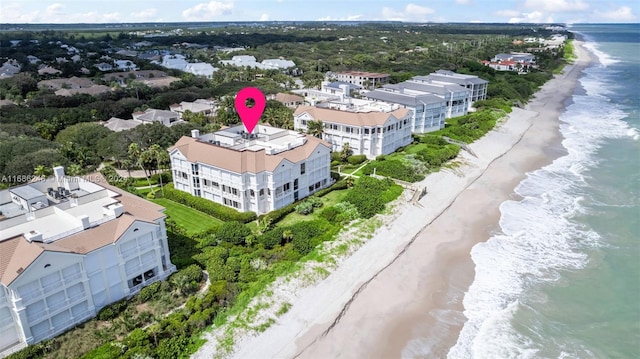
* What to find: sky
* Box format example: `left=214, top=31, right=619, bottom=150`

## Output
left=0, top=0, right=637, bottom=24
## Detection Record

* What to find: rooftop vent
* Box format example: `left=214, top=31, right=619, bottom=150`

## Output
left=25, top=230, right=43, bottom=242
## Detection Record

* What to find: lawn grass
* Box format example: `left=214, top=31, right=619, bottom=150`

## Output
left=152, top=198, right=223, bottom=234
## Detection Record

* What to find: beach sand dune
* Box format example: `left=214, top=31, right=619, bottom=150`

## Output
left=196, top=39, right=592, bottom=359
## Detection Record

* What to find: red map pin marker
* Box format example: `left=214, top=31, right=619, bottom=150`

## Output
left=235, top=87, right=266, bottom=134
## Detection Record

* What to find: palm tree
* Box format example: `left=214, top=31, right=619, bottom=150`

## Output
left=128, top=143, right=152, bottom=188
left=340, top=143, right=352, bottom=162
left=307, top=120, right=324, bottom=138
left=34, top=165, right=51, bottom=178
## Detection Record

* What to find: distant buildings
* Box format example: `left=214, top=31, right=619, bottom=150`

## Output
left=0, top=60, right=21, bottom=79
left=331, top=71, right=390, bottom=90
left=483, top=52, right=537, bottom=72
left=132, top=109, right=184, bottom=127
left=169, top=99, right=217, bottom=115
left=102, top=117, right=144, bottom=132
left=37, top=77, right=111, bottom=97
left=0, top=167, right=175, bottom=355
left=103, top=70, right=180, bottom=88
left=156, top=54, right=218, bottom=78
left=268, top=93, right=304, bottom=108
left=219, top=55, right=296, bottom=71
left=169, top=125, right=331, bottom=214
left=294, top=103, right=413, bottom=159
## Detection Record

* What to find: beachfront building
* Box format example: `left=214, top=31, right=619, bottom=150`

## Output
left=379, top=82, right=470, bottom=119
left=364, top=88, right=448, bottom=133
left=293, top=103, right=412, bottom=159
left=169, top=125, right=331, bottom=214
left=412, top=70, right=489, bottom=108
left=0, top=167, right=175, bottom=356
left=331, top=71, right=390, bottom=90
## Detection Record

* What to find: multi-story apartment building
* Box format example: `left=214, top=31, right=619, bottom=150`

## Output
left=380, top=81, right=470, bottom=118
left=412, top=70, right=489, bottom=107
left=169, top=125, right=332, bottom=214
left=332, top=71, right=390, bottom=90
left=363, top=90, right=448, bottom=133
left=293, top=104, right=413, bottom=159
left=0, top=167, right=175, bottom=356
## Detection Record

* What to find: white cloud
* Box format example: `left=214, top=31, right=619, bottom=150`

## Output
left=594, top=6, right=636, bottom=21
left=496, top=9, right=521, bottom=18
left=455, top=0, right=472, bottom=4
left=524, top=0, right=589, bottom=12
left=0, top=3, right=40, bottom=23
left=182, top=1, right=234, bottom=21
left=260, top=13, right=270, bottom=21
left=130, top=8, right=158, bottom=22
left=381, top=3, right=435, bottom=22
left=508, top=11, right=554, bottom=23
left=45, top=3, right=65, bottom=16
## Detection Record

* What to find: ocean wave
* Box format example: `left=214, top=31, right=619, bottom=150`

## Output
left=579, top=37, right=620, bottom=67
left=448, top=38, right=635, bottom=359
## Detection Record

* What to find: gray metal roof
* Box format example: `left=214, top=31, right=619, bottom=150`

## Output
left=422, top=73, right=488, bottom=85
left=364, top=90, right=445, bottom=107
left=10, top=185, right=44, bottom=200
left=384, top=82, right=469, bottom=95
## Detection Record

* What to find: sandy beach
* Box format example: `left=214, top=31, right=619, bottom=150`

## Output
left=192, top=39, right=592, bottom=359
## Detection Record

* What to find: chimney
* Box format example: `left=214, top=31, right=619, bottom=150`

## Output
left=25, top=230, right=43, bottom=242
left=78, top=215, right=90, bottom=229
left=191, top=129, right=200, bottom=138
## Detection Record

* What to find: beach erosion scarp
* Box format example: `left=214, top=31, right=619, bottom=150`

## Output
left=192, top=39, right=592, bottom=359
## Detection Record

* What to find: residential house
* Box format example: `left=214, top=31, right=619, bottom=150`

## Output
left=38, top=77, right=111, bottom=97
left=293, top=104, right=413, bottom=159
left=169, top=99, right=217, bottom=115
left=169, top=125, right=332, bottom=214
left=268, top=93, right=304, bottom=108
left=183, top=63, right=218, bottom=78
left=0, top=60, right=21, bottom=79
left=0, top=167, right=175, bottom=355
left=132, top=109, right=184, bottom=127
left=492, top=52, right=536, bottom=64
left=114, top=60, right=138, bottom=72
left=102, top=117, right=144, bottom=132
left=320, top=81, right=362, bottom=98
left=332, top=71, right=390, bottom=90
left=219, top=56, right=296, bottom=71
left=94, top=62, right=114, bottom=72
left=27, top=56, right=41, bottom=65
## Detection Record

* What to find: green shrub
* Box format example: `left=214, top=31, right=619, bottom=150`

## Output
left=138, top=282, right=161, bottom=302
left=362, top=159, right=425, bottom=182
left=347, top=154, right=367, bottom=165
left=319, top=206, right=340, bottom=222
left=331, top=160, right=340, bottom=167
left=343, top=177, right=394, bottom=218
left=258, top=227, right=284, bottom=249
left=334, top=201, right=360, bottom=223
left=330, top=152, right=341, bottom=162
left=162, top=184, right=256, bottom=223
left=375, top=154, right=386, bottom=161
left=313, top=179, right=348, bottom=197
left=216, top=221, right=252, bottom=245
left=295, top=201, right=314, bottom=215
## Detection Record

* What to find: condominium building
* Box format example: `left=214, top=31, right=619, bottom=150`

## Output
left=412, top=70, right=489, bottom=107
left=293, top=104, right=413, bottom=159
left=380, top=81, right=470, bottom=118
left=332, top=71, right=390, bottom=90
left=364, top=89, right=448, bottom=133
left=169, top=125, right=332, bottom=214
left=0, top=167, right=175, bottom=356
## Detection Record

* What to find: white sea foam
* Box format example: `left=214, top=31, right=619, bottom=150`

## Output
left=448, top=39, right=636, bottom=359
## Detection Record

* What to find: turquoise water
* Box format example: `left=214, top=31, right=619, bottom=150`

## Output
left=449, top=24, right=640, bottom=358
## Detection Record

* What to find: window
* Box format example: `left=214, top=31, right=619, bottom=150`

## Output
left=193, top=177, right=200, bottom=188
left=191, top=163, right=199, bottom=175
left=250, top=189, right=255, bottom=198
left=283, top=183, right=291, bottom=191
left=300, top=163, right=306, bottom=174
left=213, top=181, right=219, bottom=188
left=203, top=179, right=210, bottom=187
left=364, top=128, right=370, bottom=135
left=294, top=179, right=299, bottom=190
left=231, top=188, right=238, bottom=196
left=259, top=189, right=265, bottom=197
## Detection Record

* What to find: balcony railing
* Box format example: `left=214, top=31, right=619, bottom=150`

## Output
left=41, top=281, right=63, bottom=293
left=62, top=272, right=83, bottom=285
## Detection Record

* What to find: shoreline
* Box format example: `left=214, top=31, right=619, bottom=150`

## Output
left=194, top=38, right=592, bottom=359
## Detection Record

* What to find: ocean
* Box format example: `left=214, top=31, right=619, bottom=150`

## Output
left=448, top=24, right=640, bottom=358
